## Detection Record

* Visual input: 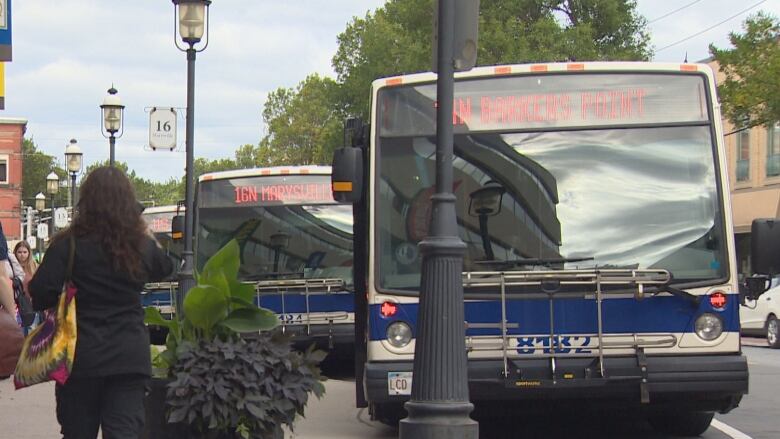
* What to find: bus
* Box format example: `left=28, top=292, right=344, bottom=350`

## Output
left=330, top=62, right=779, bottom=436
left=196, top=166, right=354, bottom=353
left=141, top=205, right=183, bottom=344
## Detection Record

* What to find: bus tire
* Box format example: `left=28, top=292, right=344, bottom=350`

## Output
left=371, top=403, right=404, bottom=427
left=766, top=315, right=780, bottom=349
left=648, top=411, right=714, bottom=437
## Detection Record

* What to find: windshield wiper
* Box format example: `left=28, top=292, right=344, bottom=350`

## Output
left=649, top=283, right=701, bottom=307
left=475, top=256, right=595, bottom=269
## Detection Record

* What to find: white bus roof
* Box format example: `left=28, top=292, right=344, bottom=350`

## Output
left=142, top=205, right=180, bottom=214
left=373, top=62, right=715, bottom=89
left=199, top=165, right=332, bottom=183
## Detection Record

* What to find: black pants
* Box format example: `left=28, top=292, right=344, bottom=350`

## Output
left=55, top=374, right=147, bottom=439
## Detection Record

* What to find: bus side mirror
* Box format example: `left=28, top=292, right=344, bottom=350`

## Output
left=746, top=218, right=780, bottom=299
left=332, top=146, right=364, bottom=204
left=171, top=215, right=185, bottom=241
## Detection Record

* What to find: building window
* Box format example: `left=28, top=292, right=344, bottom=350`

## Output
left=736, top=130, right=750, bottom=182
left=768, top=123, right=780, bottom=177
left=0, top=155, right=8, bottom=184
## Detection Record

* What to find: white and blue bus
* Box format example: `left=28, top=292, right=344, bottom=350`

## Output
left=196, top=166, right=354, bottom=352
left=331, top=62, right=780, bottom=436
left=141, top=205, right=182, bottom=344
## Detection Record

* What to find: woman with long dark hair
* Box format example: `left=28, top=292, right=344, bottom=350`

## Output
left=29, top=166, right=173, bottom=438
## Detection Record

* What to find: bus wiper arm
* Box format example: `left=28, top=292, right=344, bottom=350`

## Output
left=475, top=256, right=595, bottom=268
left=654, top=283, right=701, bottom=307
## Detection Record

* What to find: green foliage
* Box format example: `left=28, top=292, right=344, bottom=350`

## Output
left=257, top=74, right=343, bottom=166
left=144, top=239, right=279, bottom=372
left=84, top=160, right=183, bottom=206
left=145, top=240, right=326, bottom=438
left=21, top=138, right=68, bottom=206
left=166, top=334, right=326, bottom=438
left=710, top=12, right=780, bottom=129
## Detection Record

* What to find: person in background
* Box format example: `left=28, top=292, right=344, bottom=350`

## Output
left=0, top=222, right=17, bottom=322
left=14, top=240, right=39, bottom=331
left=29, top=166, right=173, bottom=439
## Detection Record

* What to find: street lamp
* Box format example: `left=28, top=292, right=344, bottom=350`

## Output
left=64, top=138, right=83, bottom=208
left=34, top=193, right=45, bottom=212
left=399, top=0, right=478, bottom=437
left=468, top=181, right=505, bottom=261
left=100, top=86, right=124, bottom=167
left=172, top=0, right=211, bottom=315
left=46, top=172, right=59, bottom=233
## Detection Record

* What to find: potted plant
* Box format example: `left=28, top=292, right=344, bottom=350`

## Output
left=143, top=239, right=326, bottom=439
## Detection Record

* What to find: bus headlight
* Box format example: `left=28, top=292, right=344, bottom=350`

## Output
left=386, top=321, right=412, bottom=348
left=694, top=313, right=723, bottom=341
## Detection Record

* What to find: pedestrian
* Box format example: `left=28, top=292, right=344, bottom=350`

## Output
left=14, top=240, right=39, bottom=332
left=29, top=166, right=174, bottom=439
left=0, top=222, right=18, bottom=322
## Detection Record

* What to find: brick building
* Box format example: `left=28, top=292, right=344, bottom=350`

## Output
left=0, top=117, right=28, bottom=242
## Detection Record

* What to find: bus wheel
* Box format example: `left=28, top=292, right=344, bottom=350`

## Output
left=371, top=403, right=405, bottom=427
left=648, top=411, right=714, bottom=437
left=767, top=316, right=780, bottom=348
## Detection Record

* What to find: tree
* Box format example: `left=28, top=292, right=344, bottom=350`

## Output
left=710, top=12, right=780, bottom=129
left=332, top=0, right=652, bottom=119
left=256, top=74, right=343, bottom=166
left=83, top=160, right=183, bottom=207
left=21, top=138, right=68, bottom=207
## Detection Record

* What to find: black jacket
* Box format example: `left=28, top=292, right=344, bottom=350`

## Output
left=29, top=233, right=173, bottom=378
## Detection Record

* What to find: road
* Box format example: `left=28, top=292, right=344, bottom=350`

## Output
left=0, top=340, right=776, bottom=438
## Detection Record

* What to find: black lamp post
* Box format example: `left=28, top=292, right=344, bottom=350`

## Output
left=469, top=181, right=505, bottom=261
left=64, top=139, right=83, bottom=208
left=100, top=87, right=125, bottom=167
left=172, top=0, right=211, bottom=314
left=399, top=0, right=479, bottom=437
left=46, top=172, right=59, bottom=234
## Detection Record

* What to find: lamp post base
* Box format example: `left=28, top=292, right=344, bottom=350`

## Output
left=400, top=401, right=478, bottom=439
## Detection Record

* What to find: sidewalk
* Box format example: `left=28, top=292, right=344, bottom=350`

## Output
left=0, top=379, right=59, bottom=438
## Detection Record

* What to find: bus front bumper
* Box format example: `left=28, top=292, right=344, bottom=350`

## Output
left=365, top=354, right=747, bottom=413
left=277, top=322, right=354, bottom=351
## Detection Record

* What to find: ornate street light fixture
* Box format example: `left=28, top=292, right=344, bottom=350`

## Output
left=100, top=86, right=125, bottom=167
left=46, top=171, right=59, bottom=233
left=34, top=192, right=45, bottom=212
left=64, top=138, right=83, bottom=208
left=172, top=0, right=211, bottom=314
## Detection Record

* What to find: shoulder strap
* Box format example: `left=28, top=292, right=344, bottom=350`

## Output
left=66, top=232, right=76, bottom=281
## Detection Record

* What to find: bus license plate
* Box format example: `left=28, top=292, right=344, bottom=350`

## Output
left=388, top=372, right=412, bottom=396
left=278, top=313, right=304, bottom=323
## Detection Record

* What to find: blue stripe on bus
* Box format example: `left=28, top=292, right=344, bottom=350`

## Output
left=141, top=290, right=355, bottom=315
left=369, top=294, right=738, bottom=341
left=257, top=293, right=355, bottom=314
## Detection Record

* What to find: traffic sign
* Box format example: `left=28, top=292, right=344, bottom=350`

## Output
left=54, top=207, right=69, bottom=228
left=26, top=235, right=36, bottom=250
left=149, top=107, right=177, bottom=150
left=36, top=223, right=48, bottom=240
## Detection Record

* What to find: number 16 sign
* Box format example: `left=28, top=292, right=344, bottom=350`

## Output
left=149, top=107, right=178, bottom=150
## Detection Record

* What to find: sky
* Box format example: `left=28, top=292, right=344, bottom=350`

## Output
left=5, top=0, right=780, bottom=183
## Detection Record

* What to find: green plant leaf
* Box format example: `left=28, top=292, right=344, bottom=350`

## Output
left=220, top=307, right=280, bottom=333
left=229, top=296, right=256, bottom=309
left=184, top=285, right=229, bottom=331
left=201, top=239, right=241, bottom=282
left=144, top=306, right=173, bottom=328
left=229, top=279, right=256, bottom=304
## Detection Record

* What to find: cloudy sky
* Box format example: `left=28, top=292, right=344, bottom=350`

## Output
left=5, top=0, right=779, bottom=182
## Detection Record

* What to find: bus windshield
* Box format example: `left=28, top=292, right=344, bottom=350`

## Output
left=142, top=208, right=182, bottom=281
left=375, top=73, right=727, bottom=292
left=197, top=174, right=353, bottom=285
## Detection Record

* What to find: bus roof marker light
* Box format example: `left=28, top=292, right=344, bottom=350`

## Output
left=380, top=301, right=398, bottom=318
left=494, top=66, right=511, bottom=75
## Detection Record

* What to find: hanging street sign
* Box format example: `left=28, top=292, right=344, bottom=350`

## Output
left=36, top=223, right=48, bottom=240
left=54, top=207, right=69, bottom=228
left=149, top=107, right=177, bottom=150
